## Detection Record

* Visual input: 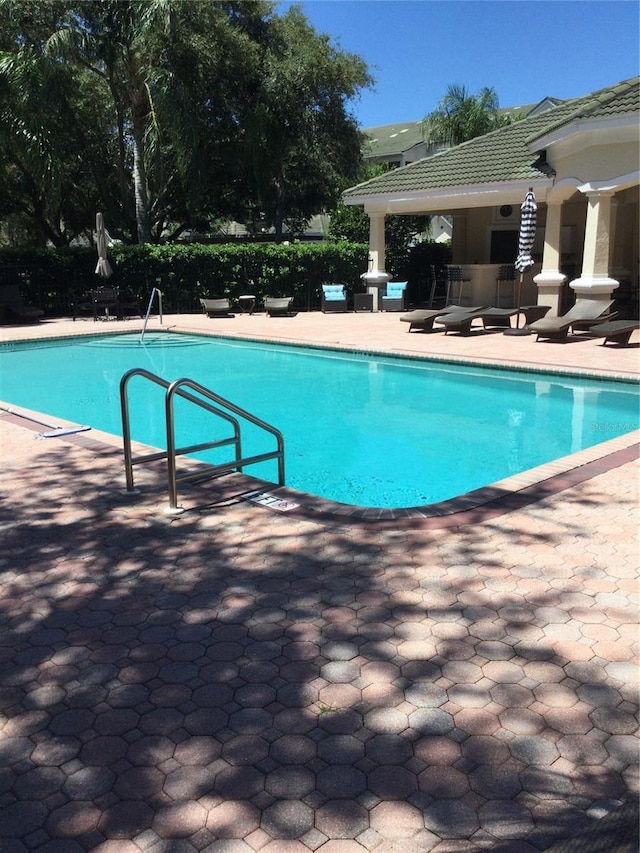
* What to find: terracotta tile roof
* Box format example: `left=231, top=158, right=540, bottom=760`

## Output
left=344, top=77, right=639, bottom=200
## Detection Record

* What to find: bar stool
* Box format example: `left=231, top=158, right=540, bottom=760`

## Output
left=445, top=266, right=470, bottom=306
left=495, top=264, right=516, bottom=308
left=428, top=265, right=447, bottom=307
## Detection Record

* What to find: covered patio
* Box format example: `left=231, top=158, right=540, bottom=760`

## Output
left=344, top=77, right=639, bottom=319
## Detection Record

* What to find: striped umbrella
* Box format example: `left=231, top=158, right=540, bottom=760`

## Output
left=505, top=189, right=537, bottom=335
left=515, top=189, right=537, bottom=273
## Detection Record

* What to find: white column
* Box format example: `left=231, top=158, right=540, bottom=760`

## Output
left=368, top=213, right=386, bottom=272
left=571, top=191, right=619, bottom=299
left=362, top=213, right=390, bottom=311
left=534, top=201, right=566, bottom=315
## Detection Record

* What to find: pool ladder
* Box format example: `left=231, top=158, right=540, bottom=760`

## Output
left=120, top=368, right=285, bottom=513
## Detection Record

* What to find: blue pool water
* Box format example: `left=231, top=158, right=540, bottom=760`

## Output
left=0, top=333, right=638, bottom=508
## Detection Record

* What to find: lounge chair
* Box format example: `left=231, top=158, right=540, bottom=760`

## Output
left=588, top=319, right=640, bottom=346
left=321, top=284, right=348, bottom=313
left=200, top=297, right=233, bottom=318
left=381, top=281, right=408, bottom=312
left=265, top=297, right=294, bottom=317
left=399, top=306, right=482, bottom=332
left=435, top=307, right=490, bottom=334
left=0, top=284, right=44, bottom=323
left=528, top=299, right=616, bottom=341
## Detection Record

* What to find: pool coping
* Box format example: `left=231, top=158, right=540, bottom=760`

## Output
left=2, top=324, right=638, bottom=384
left=1, top=324, right=638, bottom=525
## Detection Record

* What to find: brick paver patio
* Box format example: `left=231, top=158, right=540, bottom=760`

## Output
left=0, top=311, right=638, bottom=851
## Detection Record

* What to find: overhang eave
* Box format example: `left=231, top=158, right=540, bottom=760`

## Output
left=343, top=178, right=553, bottom=215
left=528, top=112, right=640, bottom=152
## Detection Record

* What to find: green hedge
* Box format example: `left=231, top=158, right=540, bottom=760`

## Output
left=0, top=239, right=451, bottom=315
left=0, top=242, right=370, bottom=315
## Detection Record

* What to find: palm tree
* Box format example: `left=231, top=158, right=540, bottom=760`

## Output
left=44, top=1, right=178, bottom=243
left=422, top=84, right=513, bottom=148
left=42, top=0, right=274, bottom=244
left=0, top=38, right=105, bottom=246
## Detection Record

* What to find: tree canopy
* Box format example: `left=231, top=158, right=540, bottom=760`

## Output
left=0, top=0, right=372, bottom=245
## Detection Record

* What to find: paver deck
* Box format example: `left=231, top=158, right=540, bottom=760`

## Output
left=0, top=311, right=638, bottom=852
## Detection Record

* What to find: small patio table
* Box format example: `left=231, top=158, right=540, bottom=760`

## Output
left=521, top=305, right=551, bottom=325
left=238, top=295, right=256, bottom=315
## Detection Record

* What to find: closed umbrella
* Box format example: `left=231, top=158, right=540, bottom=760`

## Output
left=95, top=212, right=113, bottom=279
left=505, top=188, right=536, bottom=336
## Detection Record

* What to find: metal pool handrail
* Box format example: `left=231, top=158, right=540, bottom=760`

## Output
left=120, top=367, right=285, bottom=512
left=140, top=287, right=163, bottom=343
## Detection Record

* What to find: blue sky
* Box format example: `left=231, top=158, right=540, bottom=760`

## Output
left=277, top=1, right=639, bottom=128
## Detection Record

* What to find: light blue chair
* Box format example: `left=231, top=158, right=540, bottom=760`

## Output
left=321, top=283, right=348, bottom=313
left=381, top=281, right=408, bottom=312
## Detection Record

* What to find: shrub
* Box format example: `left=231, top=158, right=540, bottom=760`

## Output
left=0, top=242, right=369, bottom=314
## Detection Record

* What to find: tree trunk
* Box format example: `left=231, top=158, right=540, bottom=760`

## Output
left=129, top=64, right=153, bottom=244
left=274, top=162, right=285, bottom=241
left=131, top=115, right=152, bottom=243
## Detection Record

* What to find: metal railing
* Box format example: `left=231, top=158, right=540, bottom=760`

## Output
left=140, top=287, right=163, bottom=343
left=120, top=368, right=285, bottom=512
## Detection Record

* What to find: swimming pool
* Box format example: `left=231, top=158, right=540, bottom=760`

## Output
left=1, top=332, right=638, bottom=508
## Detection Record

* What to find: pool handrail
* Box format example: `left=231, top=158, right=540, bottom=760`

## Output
left=120, top=367, right=285, bottom=512
left=140, top=287, right=163, bottom=343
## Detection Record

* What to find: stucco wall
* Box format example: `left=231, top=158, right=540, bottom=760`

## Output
left=554, top=141, right=639, bottom=186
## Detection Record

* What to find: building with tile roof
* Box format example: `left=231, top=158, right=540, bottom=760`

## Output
left=362, top=121, right=429, bottom=167
left=360, top=102, right=549, bottom=168
left=347, top=78, right=639, bottom=314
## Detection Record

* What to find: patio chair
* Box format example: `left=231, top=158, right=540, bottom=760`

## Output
left=381, top=281, right=408, bottom=312
left=0, top=284, right=43, bottom=323
left=91, top=286, right=120, bottom=320
left=321, top=284, right=348, bottom=313
left=200, top=297, right=233, bottom=318
left=73, top=291, right=95, bottom=321
left=117, top=292, right=143, bottom=320
left=588, top=319, right=640, bottom=346
left=434, top=307, right=490, bottom=335
left=264, top=296, right=294, bottom=317
left=399, top=306, right=481, bottom=332
left=528, top=299, right=616, bottom=341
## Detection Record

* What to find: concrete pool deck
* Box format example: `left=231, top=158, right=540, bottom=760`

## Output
left=0, top=311, right=638, bottom=852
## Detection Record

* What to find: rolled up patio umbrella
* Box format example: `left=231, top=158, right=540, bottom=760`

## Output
left=505, top=188, right=537, bottom=336
left=95, top=212, right=113, bottom=279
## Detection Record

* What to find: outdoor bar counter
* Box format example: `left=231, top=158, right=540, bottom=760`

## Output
left=455, top=263, right=539, bottom=308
